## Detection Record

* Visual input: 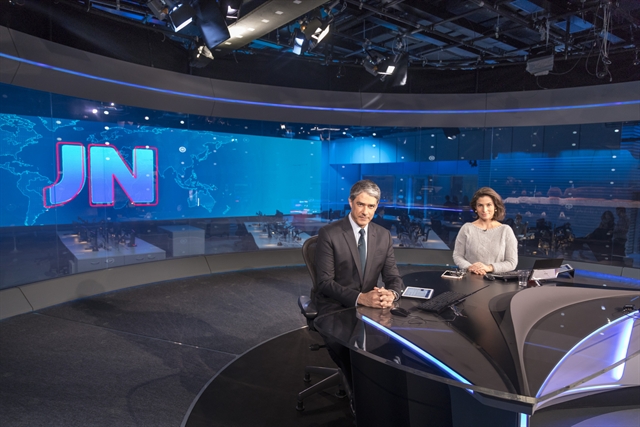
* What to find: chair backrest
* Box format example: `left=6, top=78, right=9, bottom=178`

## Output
left=302, top=235, right=319, bottom=295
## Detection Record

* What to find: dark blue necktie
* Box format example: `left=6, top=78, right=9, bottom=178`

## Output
left=358, top=229, right=366, bottom=272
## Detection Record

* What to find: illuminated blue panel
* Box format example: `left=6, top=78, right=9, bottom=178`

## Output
left=573, top=271, right=640, bottom=289
left=553, top=16, right=594, bottom=34
left=363, top=316, right=533, bottom=424
left=511, top=0, right=544, bottom=14
left=361, top=315, right=472, bottom=387
left=612, top=316, right=635, bottom=381
left=536, top=313, right=637, bottom=399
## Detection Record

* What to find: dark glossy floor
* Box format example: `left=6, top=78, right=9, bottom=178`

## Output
left=0, top=264, right=428, bottom=426
left=1, top=265, right=638, bottom=427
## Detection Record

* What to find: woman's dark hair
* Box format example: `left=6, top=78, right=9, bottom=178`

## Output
left=470, top=187, right=506, bottom=221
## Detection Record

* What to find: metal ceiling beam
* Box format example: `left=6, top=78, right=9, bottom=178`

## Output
left=342, top=0, right=507, bottom=59
left=214, top=0, right=329, bottom=54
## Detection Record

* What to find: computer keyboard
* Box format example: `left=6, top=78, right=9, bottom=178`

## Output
left=416, top=290, right=469, bottom=313
left=490, top=271, right=519, bottom=281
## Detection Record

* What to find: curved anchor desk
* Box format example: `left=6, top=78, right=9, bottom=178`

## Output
left=314, top=271, right=639, bottom=427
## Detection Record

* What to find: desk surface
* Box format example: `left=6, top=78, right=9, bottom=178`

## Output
left=57, top=232, right=165, bottom=261
left=314, top=271, right=639, bottom=414
left=244, top=222, right=310, bottom=249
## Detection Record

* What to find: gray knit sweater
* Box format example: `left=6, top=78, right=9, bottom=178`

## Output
left=452, top=223, right=518, bottom=273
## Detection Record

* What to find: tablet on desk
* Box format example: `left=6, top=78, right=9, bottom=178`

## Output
left=402, top=287, right=433, bottom=299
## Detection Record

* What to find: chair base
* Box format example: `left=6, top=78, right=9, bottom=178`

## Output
left=296, top=367, right=346, bottom=411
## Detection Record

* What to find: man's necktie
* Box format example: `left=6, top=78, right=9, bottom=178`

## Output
left=358, top=229, right=366, bottom=272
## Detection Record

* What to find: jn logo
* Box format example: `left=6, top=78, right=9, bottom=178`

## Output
left=43, top=142, right=158, bottom=208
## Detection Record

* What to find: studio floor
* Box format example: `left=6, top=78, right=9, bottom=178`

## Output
left=1, top=265, right=638, bottom=427
left=0, top=264, right=422, bottom=427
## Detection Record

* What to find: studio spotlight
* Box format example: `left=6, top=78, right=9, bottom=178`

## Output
left=377, top=57, right=396, bottom=75
left=194, top=0, right=231, bottom=49
left=363, top=50, right=394, bottom=76
left=363, top=50, right=410, bottom=84
left=310, top=19, right=331, bottom=46
left=190, top=44, right=214, bottom=68
left=169, top=2, right=195, bottom=32
left=292, top=28, right=307, bottom=55
left=294, top=13, right=332, bottom=54
left=303, top=17, right=323, bottom=39
left=526, top=54, right=554, bottom=76
left=147, top=0, right=169, bottom=21
left=220, top=0, right=243, bottom=20
left=392, top=53, right=409, bottom=87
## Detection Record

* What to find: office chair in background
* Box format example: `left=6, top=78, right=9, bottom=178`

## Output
left=296, top=235, right=346, bottom=411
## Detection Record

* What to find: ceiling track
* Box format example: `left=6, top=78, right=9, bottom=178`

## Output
left=343, top=0, right=507, bottom=59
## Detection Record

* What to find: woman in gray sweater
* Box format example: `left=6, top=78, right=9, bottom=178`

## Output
left=453, top=187, right=518, bottom=275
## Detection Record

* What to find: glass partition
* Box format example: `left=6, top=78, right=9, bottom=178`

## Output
left=0, top=82, right=638, bottom=289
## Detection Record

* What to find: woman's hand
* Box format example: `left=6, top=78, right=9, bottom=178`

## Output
left=468, top=262, right=493, bottom=275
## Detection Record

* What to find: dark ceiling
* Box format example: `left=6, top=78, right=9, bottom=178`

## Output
left=2, top=0, right=640, bottom=93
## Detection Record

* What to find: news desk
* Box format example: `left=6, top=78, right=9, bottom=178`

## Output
left=314, top=271, right=639, bottom=427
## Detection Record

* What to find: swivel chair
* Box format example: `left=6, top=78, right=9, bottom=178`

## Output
left=296, top=235, right=346, bottom=411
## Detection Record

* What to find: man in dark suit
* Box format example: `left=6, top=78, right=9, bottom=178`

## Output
left=315, top=180, right=404, bottom=315
left=313, top=179, right=404, bottom=408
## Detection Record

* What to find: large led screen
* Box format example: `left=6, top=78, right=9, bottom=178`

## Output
left=0, top=113, right=322, bottom=227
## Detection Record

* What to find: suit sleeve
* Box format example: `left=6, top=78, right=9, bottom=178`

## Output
left=315, top=225, right=361, bottom=308
left=380, top=228, right=404, bottom=295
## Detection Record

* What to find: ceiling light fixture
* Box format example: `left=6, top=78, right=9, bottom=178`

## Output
left=292, top=28, right=307, bottom=55
left=193, top=0, right=231, bottom=48
left=190, top=44, right=214, bottom=68
left=220, top=0, right=243, bottom=20
left=169, top=3, right=195, bottom=32
left=363, top=50, right=391, bottom=76
left=309, top=18, right=331, bottom=46
left=293, top=8, right=333, bottom=55
left=363, top=50, right=409, bottom=85
left=147, top=0, right=170, bottom=21
left=526, top=54, right=554, bottom=76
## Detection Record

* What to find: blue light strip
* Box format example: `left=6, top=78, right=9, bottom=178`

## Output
left=574, top=271, right=640, bottom=288
left=363, top=316, right=535, bottom=422
left=557, top=384, right=623, bottom=395
left=3, top=52, right=640, bottom=115
left=612, top=316, right=635, bottom=381
left=536, top=313, right=637, bottom=398
left=361, top=315, right=472, bottom=386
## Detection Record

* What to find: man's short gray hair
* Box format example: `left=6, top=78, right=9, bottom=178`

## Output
left=349, top=180, right=381, bottom=202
